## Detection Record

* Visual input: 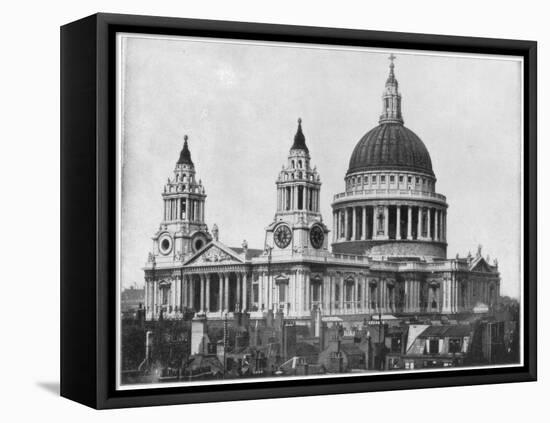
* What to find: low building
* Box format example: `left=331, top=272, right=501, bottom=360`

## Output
left=391, top=324, right=473, bottom=370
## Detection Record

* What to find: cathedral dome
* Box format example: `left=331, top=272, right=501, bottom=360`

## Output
left=347, top=123, right=434, bottom=176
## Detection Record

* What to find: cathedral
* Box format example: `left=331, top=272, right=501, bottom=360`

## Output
left=143, top=57, right=500, bottom=327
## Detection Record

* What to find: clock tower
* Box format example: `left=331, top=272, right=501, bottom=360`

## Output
left=151, top=135, right=211, bottom=266
left=265, top=119, right=329, bottom=255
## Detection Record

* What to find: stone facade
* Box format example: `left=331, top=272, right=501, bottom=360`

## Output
left=143, top=57, right=500, bottom=326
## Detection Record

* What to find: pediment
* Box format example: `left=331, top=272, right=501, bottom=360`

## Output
left=470, top=257, right=493, bottom=273
left=184, top=242, right=244, bottom=266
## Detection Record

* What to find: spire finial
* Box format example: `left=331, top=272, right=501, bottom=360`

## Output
left=290, top=117, right=309, bottom=153
left=177, top=134, right=193, bottom=165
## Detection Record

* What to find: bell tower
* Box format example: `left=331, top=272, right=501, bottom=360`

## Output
left=152, top=135, right=211, bottom=264
left=265, top=119, right=329, bottom=255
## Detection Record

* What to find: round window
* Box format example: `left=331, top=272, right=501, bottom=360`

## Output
left=159, top=235, right=172, bottom=255
left=194, top=239, right=204, bottom=251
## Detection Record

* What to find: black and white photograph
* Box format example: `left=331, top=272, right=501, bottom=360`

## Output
left=116, top=33, right=524, bottom=389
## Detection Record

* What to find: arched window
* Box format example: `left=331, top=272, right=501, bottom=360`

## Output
left=291, top=160, right=295, bottom=168
left=298, top=160, right=302, bottom=168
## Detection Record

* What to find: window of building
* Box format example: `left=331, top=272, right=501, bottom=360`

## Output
left=364, top=175, right=369, bottom=185
left=372, top=175, right=377, bottom=183
left=381, top=175, right=386, bottom=183
left=345, top=282, right=353, bottom=303
left=370, top=285, right=377, bottom=308
left=399, top=175, right=404, bottom=183
left=405, top=361, right=415, bottom=370
left=408, top=176, right=412, bottom=183
left=415, top=177, right=420, bottom=184
left=298, top=186, right=304, bottom=209
left=390, top=175, right=395, bottom=183
left=391, top=336, right=402, bottom=353
left=278, top=283, right=287, bottom=303
left=449, top=338, right=462, bottom=354
left=429, top=338, right=439, bottom=354
left=312, top=282, right=321, bottom=302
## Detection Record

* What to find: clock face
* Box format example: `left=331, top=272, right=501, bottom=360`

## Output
left=310, top=225, right=325, bottom=249
left=274, top=224, right=292, bottom=249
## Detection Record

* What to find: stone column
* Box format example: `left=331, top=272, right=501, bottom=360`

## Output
left=343, top=208, right=348, bottom=240
left=434, top=210, right=439, bottom=241
left=354, top=277, right=359, bottom=313
left=199, top=274, right=205, bottom=313
left=384, top=206, right=389, bottom=239
left=216, top=274, right=223, bottom=313
left=305, top=272, right=310, bottom=311
left=396, top=205, right=401, bottom=240
left=443, top=211, right=447, bottom=242
left=407, top=206, right=412, bottom=239
left=171, top=278, right=177, bottom=313
left=427, top=208, right=432, bottom=240
left=152, top=280, right=158, bottom=318
left=362, top=206, right=367, bottom=240
left=242, top=273, right=248, bottom=312
left=205, top=274, right=210, bottom=312
left=236, top=273, right=242, bottom=311
left=372, top=205, right=378, bottom=239
left=332, top=212, right=337, bottom=242
left=335, top=210, right=340, bottom=240
left=352, top=207, right=357, bottom=240
left=224, top=273, right=230, bottom=312
left=417, top=207, right=422, bottom=239
left=188, top=276, right=194, bottom=311
left=339, top=276, right=344, bottom=311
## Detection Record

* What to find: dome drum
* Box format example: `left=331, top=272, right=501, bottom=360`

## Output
left=332, top=240, right=447, bottom=259
left=331, top=201, right=448, bottom=258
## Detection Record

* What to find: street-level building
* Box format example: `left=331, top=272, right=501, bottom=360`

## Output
left=143, top=58, right=500, bottom=326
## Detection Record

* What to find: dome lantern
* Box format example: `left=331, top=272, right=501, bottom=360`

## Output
left=379, top=54, right=404, bottom=125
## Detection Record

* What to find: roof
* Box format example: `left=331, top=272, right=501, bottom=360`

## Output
left=229, top=247, right=264, bottom=260
left=347, top=123, right=434, bottom=176
left=420, top=325, right=472, bottom=338
left=290, top=118, right=309, bottom=153
left=177, top=136, right=193, bottom=166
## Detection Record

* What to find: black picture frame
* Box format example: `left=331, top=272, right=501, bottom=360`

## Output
left=60, top=12, right=537, bottom=409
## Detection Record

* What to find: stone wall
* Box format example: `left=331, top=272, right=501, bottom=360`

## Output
left=332, top=240, right=447, bottom=258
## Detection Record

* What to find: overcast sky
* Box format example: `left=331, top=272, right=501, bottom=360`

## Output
left=118, top=34, right=522, bottom=298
